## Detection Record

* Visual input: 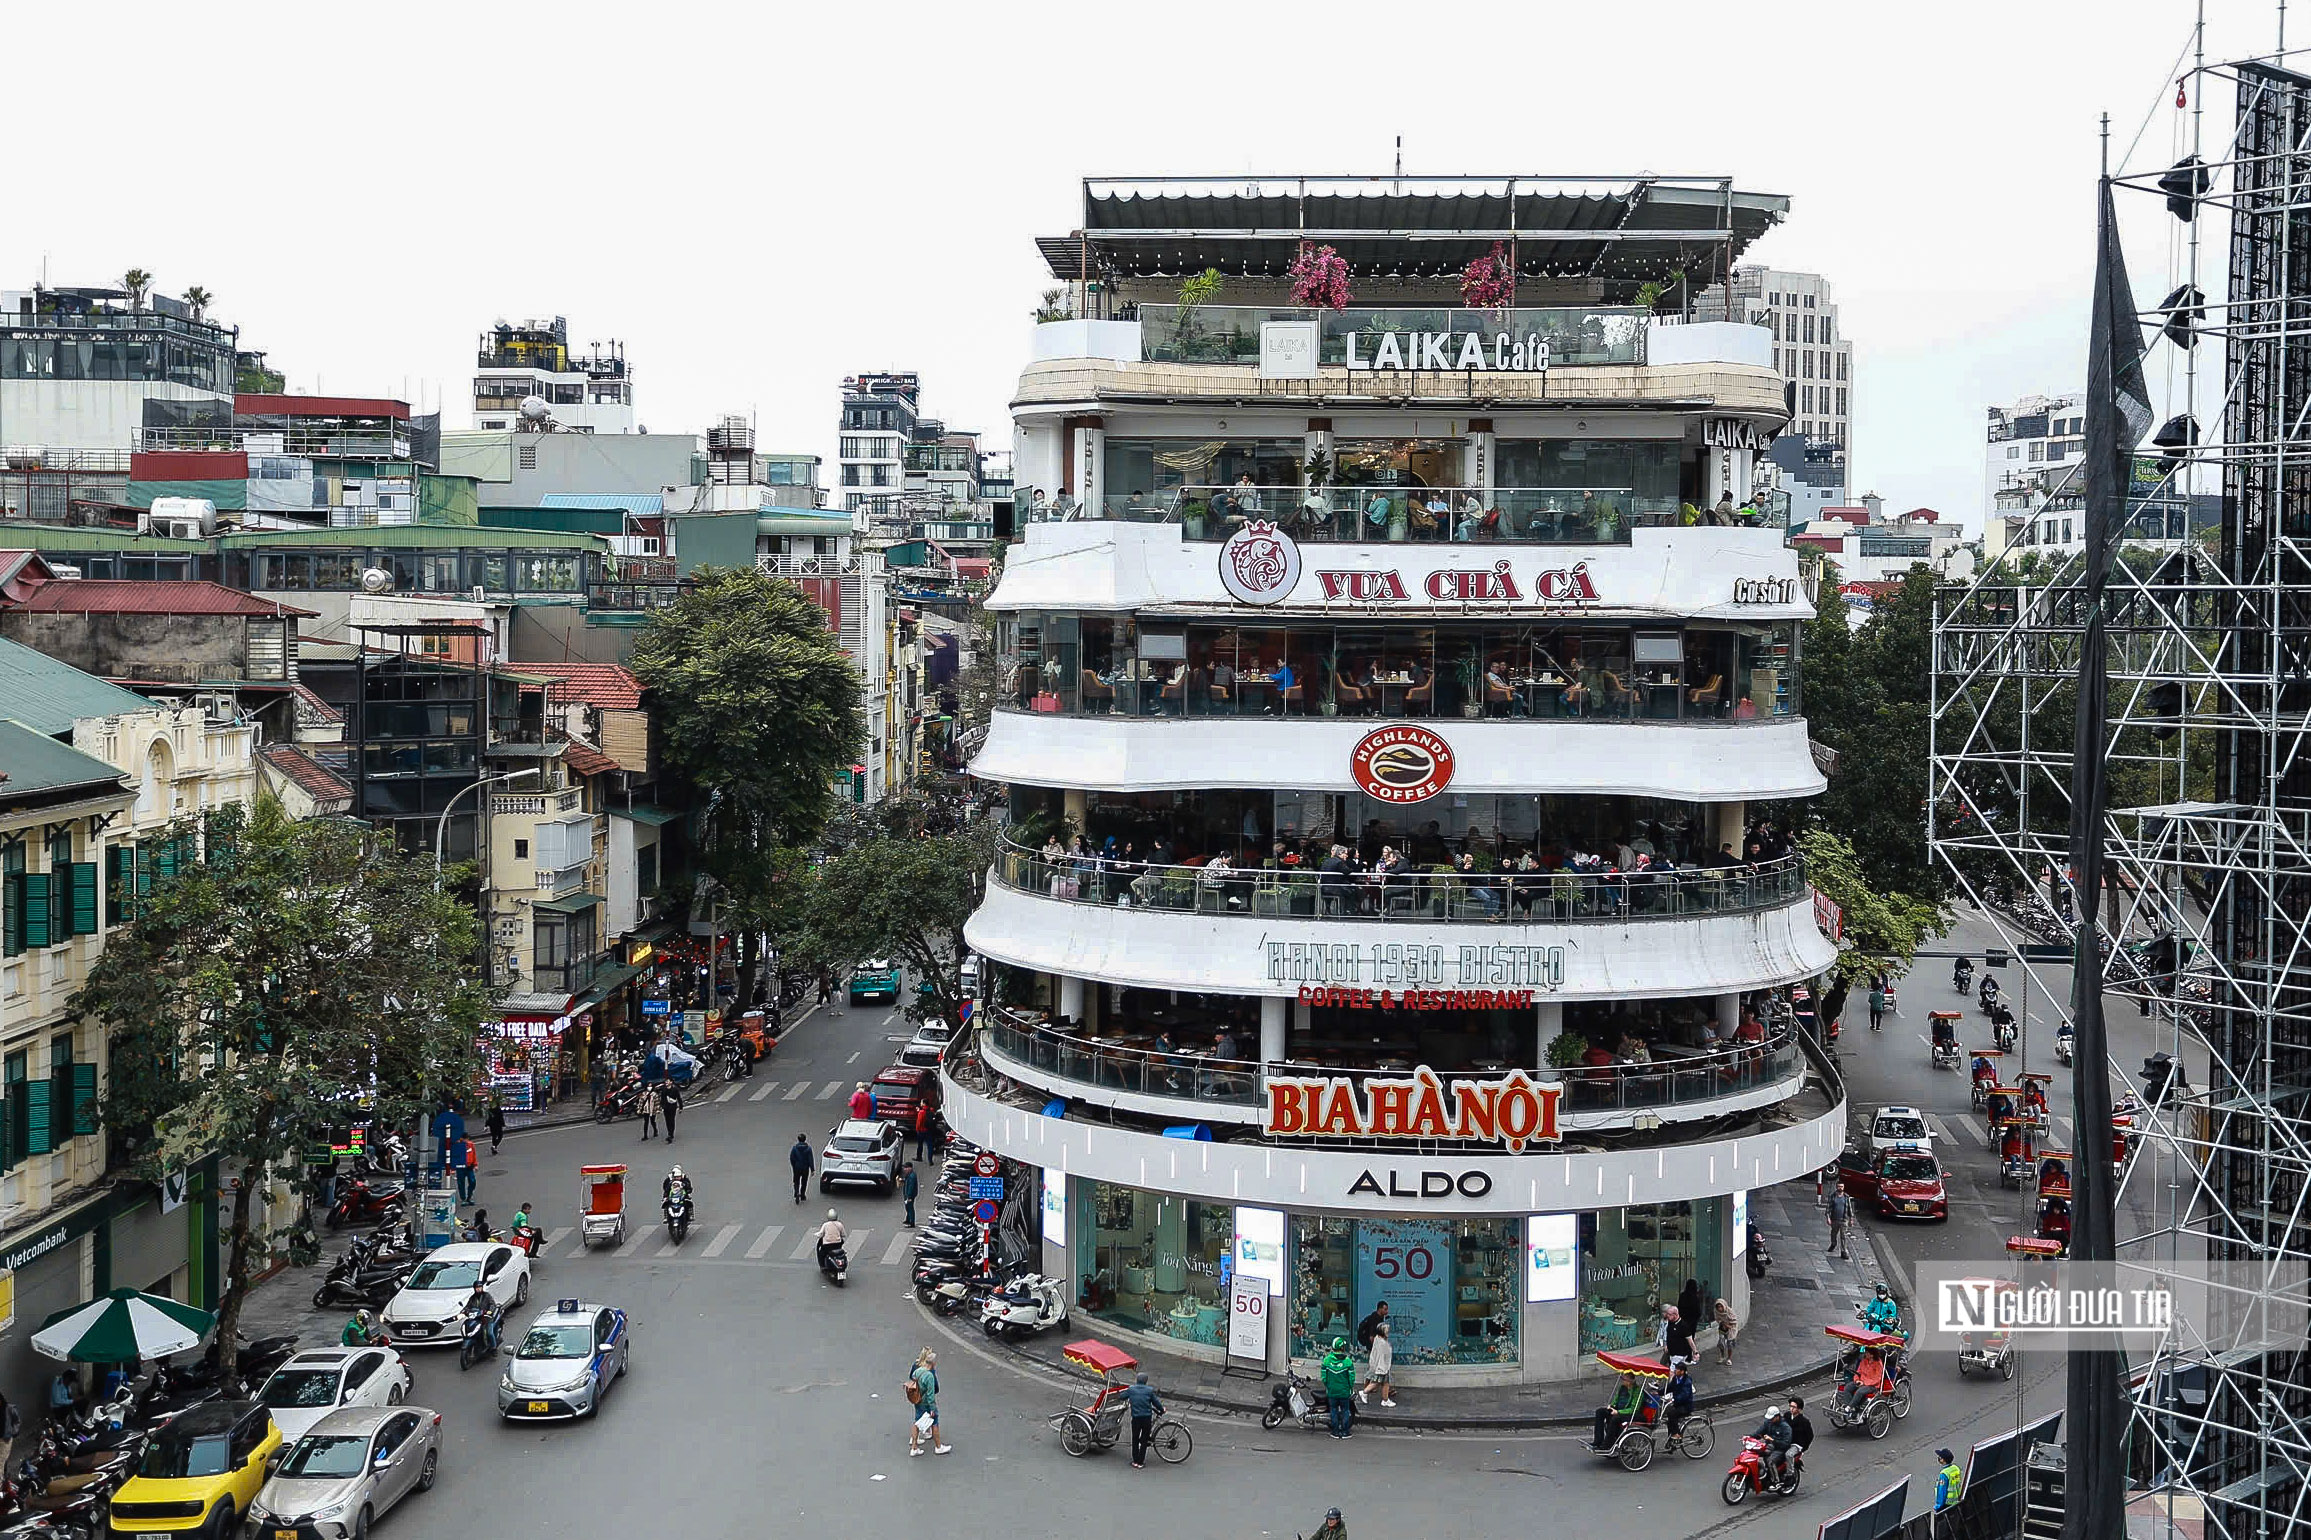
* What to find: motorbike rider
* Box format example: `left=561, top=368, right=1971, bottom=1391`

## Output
left=1307, top=1508, right=1348, bottom=1540
left=461, top=1282, right=499, bottom=1355
left=1954, top=956, right=1972, bottom=991
left=340, top=1309, right=387, bottom=1348
left=1755, top=1402, right=1797, bottom=1489
left=662, top=1166, right=693, bottom=1217
left=815, top=1207, right=847, bottom=1269
left=461, top=1208, right=492, bottom=1244
left=508, top=1201, right=537, bottom=1253
left=1863, top=1282, right=1902, bottom=1336
left=1786, top=1396, right=1815, bottom=1480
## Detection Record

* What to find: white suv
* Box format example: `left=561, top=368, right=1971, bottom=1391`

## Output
left=820, top=1119, right=904, bottom=1193
left=1869, top=1105, right=1933, bottom=1154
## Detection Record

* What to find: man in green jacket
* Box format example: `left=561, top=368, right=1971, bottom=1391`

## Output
left=1594, top=1372, right=1643, bottom=1450
left=1320, top=1337, right=1357, bottom=1438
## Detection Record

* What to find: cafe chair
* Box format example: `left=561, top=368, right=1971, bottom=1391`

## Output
left=1687, top=673, right=1723, bottom=713
left=1081, top=669, right=1116, bottom=713
left=1159, top=673, right=1188, bottom=715
left=1328, top=668, right=1369, bottom=715
left=1603, top=671, right=1639, bottom=717
left=1403, top=675, right=1434, bottom=713
left=1207, top=680, right=1232, bottom=712
left=1277, top=678, right=1304, bottom=714
left=1484, top=673, right=1516, bottom=717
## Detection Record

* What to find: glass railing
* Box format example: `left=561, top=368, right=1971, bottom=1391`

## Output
left=994, top=841, right=1807, bottom=922
left=978, top=1008, right=1807, bottom=1123
left=1004, top=661, right=1791, bottom=723
left=1072, top=484, right=1686, bottom=543
left=1138, top=305, right=1647, bottom=368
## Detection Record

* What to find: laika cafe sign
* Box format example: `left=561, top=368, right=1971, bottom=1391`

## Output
left=1343, top=330, right=1552, bottom=373
left=1264, top=1066, right=1563, bottom=1154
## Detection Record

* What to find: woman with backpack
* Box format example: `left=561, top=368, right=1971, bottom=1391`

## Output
left=906, top=1348, right=949, bottom=1456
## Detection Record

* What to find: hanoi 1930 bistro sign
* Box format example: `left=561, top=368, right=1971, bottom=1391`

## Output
left=1264, top=1066, right=1563, bottom=1153
left=1267, top=940, right=1567, bottom=990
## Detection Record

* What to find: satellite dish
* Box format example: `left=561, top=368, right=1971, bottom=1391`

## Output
left=519, top=396, right=551, bottom=422
left=359, top=567, right=393, bottom=593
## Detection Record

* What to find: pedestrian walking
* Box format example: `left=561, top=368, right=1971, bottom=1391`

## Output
left=1125, top=1372, right=1164, bottom=1468
left=906, top=1347, right=950, bottom=1456
left=661, top=1084, right=681, bottom=1144
left=638, top=1084, right=662, bottom=1142
left=485, top=1099, right=506, bottom=1155
left=1713, top=1297, right=1740, bottom=1365
left=456, top=1137, right=478, bottom=1205
left=1320, top=1337, right=1356, bottom=1438
left=790, top=1133, right=814, bottom=1202
left=900, top=1162, right=918, bottom=1227
left=1868, top=986, right=1887, bottom=1032
left=912, top=1100, right=936, bottom=1162
left=1661, top=1306, right=1695, bottom=1365
left=1354, top=1320, right=1395, bottom=1407
left=313, top=1156, right=339, bottom=1219
left=1826, top=1184, right=1852, bottom=1259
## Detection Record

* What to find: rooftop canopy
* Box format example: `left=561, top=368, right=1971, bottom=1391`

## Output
left=1038, top=175, right=1789, bottom=290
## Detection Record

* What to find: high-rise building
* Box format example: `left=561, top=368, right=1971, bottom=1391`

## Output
left=837, top=372, right=919, bottom=526
left=1696, top=266, right=1852, bottom=453
left=472, top=318, right=634, bottom=434
left=952, top=172, right=1836, bottom=1384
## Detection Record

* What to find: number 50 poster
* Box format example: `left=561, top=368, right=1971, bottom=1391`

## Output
left=1355, top=1219, right=1453, bottom=1359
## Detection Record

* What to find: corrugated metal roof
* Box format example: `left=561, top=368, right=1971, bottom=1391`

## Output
left=9, top=580, right=317, bottom=618
left=0, top=637, right=154, bottom=735
left=0, top=719, right=131, bottom=800
left=538, top=494, right=666, bottom=515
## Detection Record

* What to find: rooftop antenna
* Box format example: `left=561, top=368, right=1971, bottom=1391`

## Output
left=1394, top=136, right=1402, bottom=192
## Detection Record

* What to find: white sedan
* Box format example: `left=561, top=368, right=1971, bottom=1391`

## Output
left=257, top=1347, right=415, bottom=1443
left=380, top=1241, right=531, bottom=1347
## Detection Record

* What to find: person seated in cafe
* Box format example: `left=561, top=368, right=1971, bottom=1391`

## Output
left=1212, top=655, right=1238, bottom=701
left=1201, top=852, right=1235, bottom=889
left=1456, top=851, right=1502, bottom=916
left=1453, top=494, right=1486, bottom=542
left=1618, top=1032, right=1653, bottom=1066
left=1213, top=1026, right=1239, bottom=1063
left=1411, top=820, right=1449, bottom=865
left=1483, top=660, right=1520, bottom=717
left=1040, top=833, right=1066, bottom=862
left=1269, top=656, right=1297, bottom=712
left=1423, top=490, right=1452, bottom=535
left=1319, top=845, right=1356, bottom=914
left=1233, top=474, right=1263, bottom=518
left=1147, top=835, right=1174, bottom=867
left=1124, top=491, right=1150, bottom=519
left=1507, top=851, right=1545, bottom=915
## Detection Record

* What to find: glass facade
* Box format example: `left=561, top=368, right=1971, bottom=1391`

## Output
left=1576, top=1198, right=1727, bottom=1353
left=245, top=548, right=595, bottom=596
left=1073, top=1181, right=1234, bottom=1346
left=1290, top=1216, right=1521, bottom=1365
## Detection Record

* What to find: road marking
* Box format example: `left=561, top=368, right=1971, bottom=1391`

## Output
left=847, top=1052, right=860, bottom=1065
left=745, top=1224, right=784, bottom=1260
left=703, top=1223, right=743, bottom=1258
left=815, top=1083, right=844, bottom=1100
left=783, top=1083, right=810, bottom=1101
left=883, top=1231, right=915, bottom=1264
left=542, top=1226, right=573, bottom=1255
left=749, top=1080, right=782, bottom=1102
left=656, top=1236, right=685, bottom=1257
left=614, top=1229, right=651, bottom=1258
left=847, top=1229, right=873, bottom=1262
left=789, top=1231, right=822, bottom=1261
left=715, top=1084, right=744, bottom=1104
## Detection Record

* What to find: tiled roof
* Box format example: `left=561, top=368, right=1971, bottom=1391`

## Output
left=259, top=744, right=354, bottom=806
left=10, top=579, right=318, bottom=618
left=0, top=636, right=154, bottom=736
left=513, top=662, right=643, bottom=710
left=560, top=740, right=620, bottom=778
left=289, top=683, right=344, bottom=725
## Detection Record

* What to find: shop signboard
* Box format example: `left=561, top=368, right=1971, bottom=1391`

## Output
left=1349, top=725, right=1455, bottom=805
left=1041, top=1169, right=1067, bottom=1248
left=641, top=999, right=671, bottom=1017
left=1266, top=941, right=1565, bottom=991
left=1356, top=1219, right=1454, bottom=1357
left=1525, top=1214, right=1578, bottom=1303
left=1263, top=1067, right=1562, bottom=1153
left=1732, top=1189, right=1749, bottom=1257
left=1227, top=1272, right=1269, bottom=1363
left=1233, top=1206, right=1287, bottom=1298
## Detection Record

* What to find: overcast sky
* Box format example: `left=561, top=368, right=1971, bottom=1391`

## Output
left=7, top=0, right=2276, bottom=532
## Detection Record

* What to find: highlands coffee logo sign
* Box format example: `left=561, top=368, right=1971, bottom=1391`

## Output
left=1313, top=560, right=1599, bottom=606
left=1263, top=1066, right=1563, bottom=1153
left=1218, top=521, right=1302, bottom=607
left=1350, top=725, right=1455, bottom=804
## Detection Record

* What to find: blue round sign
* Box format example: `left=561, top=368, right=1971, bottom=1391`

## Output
left=972, top=1199, right=999, bottom=1223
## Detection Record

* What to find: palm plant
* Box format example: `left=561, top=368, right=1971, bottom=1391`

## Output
left=120, top=269, right=153, bottom=311
left=181, top=285, right=212, bottom=322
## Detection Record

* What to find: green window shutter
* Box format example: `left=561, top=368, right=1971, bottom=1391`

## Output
left=70, top=1063, right=98, bottom=1135
left=20, top=1079, right=49, bottom=1157
left=22, top=873, right=50, bottom=949
left=1, top=872, right=20, bottom=957
left=104, top=847, right=124, bottom=928
left=67, top=864, right=98, bottom=936
left=153, top=841, right=178, bottom=882
left=5, top=1082, right=26, bottom=1165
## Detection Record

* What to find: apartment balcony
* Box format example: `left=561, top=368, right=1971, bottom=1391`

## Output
left=139, top=426, right=413, bottom=460
left=535, top=863, right=592, bottom=902
left=492, top=789, right=585, bottom=816
left=757, top=551, right=861, bottom=578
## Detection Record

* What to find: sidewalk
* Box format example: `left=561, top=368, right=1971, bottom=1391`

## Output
left=935, top=1178, right=1885, bottom=1431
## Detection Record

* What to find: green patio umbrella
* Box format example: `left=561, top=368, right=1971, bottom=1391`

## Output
left=31, top=1288, right=214, bottom=1364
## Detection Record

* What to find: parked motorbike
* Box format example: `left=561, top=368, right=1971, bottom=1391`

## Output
left=980, top=1274, right=1067, bottom=1341
left=593, top=1079, right=643, bottom=1124
left=311, top=1249, right=413, bottom=1310
left=325, top=1178, right=404, bottom=1230
left=1259, top=1369, right=1333, bottom=1432
left=355, top=1130, right=408, bottom=1178
left=1721, top=1434, right=1804, bottom=1504
left=916, top=1276, right=994, bottom=1316
left=1746, top=1232, right=1772, bottom=1282
left=817, top=1240, right=850, bottom=1287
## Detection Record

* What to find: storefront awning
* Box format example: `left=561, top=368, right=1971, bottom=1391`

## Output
left=571, top=960, right=648, bottom=1012
left=535, top=893, right=603, bottom=915
left=613, top=805, right=683, bottom=826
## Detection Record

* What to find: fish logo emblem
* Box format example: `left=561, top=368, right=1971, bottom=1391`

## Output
left=1218, top=521, right=1301, bottom=606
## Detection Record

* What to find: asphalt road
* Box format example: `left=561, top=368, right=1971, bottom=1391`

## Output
left=249, top=948, right=2108, bottom=1540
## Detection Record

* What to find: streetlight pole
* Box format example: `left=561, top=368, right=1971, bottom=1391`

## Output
left=425, top=767, right=537, bottom=1203
left=434, top=769, right=539, bottom=880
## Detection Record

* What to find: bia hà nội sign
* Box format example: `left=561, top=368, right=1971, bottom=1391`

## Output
left=1263, top=1066, right=1563, bottom=1153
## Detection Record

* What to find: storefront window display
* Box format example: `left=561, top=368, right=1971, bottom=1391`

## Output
left=1290, top=1216, right=1520, bottom=1365
left=1576, top=1198, right=1727, bottom=1354
left=1074, top=1182, right=1235, bottom=1347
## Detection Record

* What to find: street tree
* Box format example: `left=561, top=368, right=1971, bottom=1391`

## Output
left=1797, top=827, right=1948, bottom=1029
left=627, top=566, right=864, bottom=1005
left=788, top=797, right=997, bottom=1028
left=72, top=800, right=489, bottom=1379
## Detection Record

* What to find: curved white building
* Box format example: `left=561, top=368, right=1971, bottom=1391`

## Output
left=948, top=175, right=1842, bottom=1384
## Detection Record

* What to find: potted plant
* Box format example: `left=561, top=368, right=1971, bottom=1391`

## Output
left=1181, top=499, right=1210, bottom=539
left=1455, top=652, right=1484, bottom=718
left=1286, top=874, right=1318, bottom=915
left=1545, top=1031, right=1591, bottom=1070
left=1288, top=244, right=1352, bottom=311
left=1174, top=268, right=1223, bottom=359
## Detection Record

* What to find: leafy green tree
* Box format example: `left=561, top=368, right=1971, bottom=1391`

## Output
left=1798, top=827, right=1949, bottom=1026
left=72, top=801, right=489, bottom=1377
left=787, top=798, right=997, bottom=1028
left=627, top=566, right=864, bottom=1004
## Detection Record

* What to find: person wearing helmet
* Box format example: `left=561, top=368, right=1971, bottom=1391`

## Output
left=1864, top=1282, right=1901, bottom=1336
left=816, top=1207, right=847, bottom=1264
left=1319, top=1336, right=1357, bottom=1438
left=1308, top=1507, right=1348, bottom=1540
left=340, top=1308, right=385, bottom=1347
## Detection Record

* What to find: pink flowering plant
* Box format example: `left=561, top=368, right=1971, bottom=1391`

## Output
left=1460, top=242, right=1516, bottom=315
left=1288, top=244, right=1352, bottom=310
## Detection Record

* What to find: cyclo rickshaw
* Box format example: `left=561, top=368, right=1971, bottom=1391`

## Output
left=2036, top=1186, right=2073, bottom=1254
left=1969, top=1050, right=2006, bottom=1110
left=578, top=1163, right=627, bottom=1249
left=2017, top=1072, right=2053, bottom=1120
left=2111, top=1097, right=2142, bottom=1177
left=1994, top=1116, right=2039, bottom=1189
left=1824, top=1325, right=1913, bottom=1438
left=1587, top=1349, right=1713, bottom=1470
left=1982, top=1082, right=2023, bottom=1136
left=1960, top=1236, right=2060, bottom=1380
left=1048, top=1339, right=1191, bottom=1463
left=1929, top=1011, right=1962, bottom=1069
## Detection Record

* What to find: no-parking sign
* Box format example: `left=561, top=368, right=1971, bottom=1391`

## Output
left=972, top=1199, right=999, bottom=1223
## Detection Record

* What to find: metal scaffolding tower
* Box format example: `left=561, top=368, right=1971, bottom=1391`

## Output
left=1930, top=43, right=2311, bottom=1538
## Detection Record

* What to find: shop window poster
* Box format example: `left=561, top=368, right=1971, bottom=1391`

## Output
left=1355, top=1219, right=1454, bottom=1361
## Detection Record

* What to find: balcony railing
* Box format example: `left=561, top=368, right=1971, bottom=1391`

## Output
left=1054, top=484, right=1697, bottom=544
left=978, top=1008, right=1807, bottom=1123
left=139, top=426, right=413, bottom=459
left=1136, top=305, right=1647, bottom=369
left=994, top=841, right=1806, bottom=923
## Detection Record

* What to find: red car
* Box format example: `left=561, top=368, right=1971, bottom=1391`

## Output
left=1839, top=1146, right=1949, bottom=1222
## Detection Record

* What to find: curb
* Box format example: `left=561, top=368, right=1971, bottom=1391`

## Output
left=919, top=1302, right=1841, bottom=1432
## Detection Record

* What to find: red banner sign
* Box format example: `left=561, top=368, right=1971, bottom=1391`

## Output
left=1263, top=1067, right=1562, bottom=1152
left=1296, top=986, right=1534, bottom=1011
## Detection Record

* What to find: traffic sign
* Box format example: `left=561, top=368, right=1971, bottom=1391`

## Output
left=641, top=999, right=671, bottom=1017
left=2019, top=945, right=2072, bottom=962
left=974, top=1152, right=1000, bottom=1177
left=968, top=1176, right=1005, bottom=1201
left=972, top=1199, right=999, bottom=1223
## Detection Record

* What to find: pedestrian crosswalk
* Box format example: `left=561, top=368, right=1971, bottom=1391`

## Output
left=532, top=1215, right=940, bottom=1270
